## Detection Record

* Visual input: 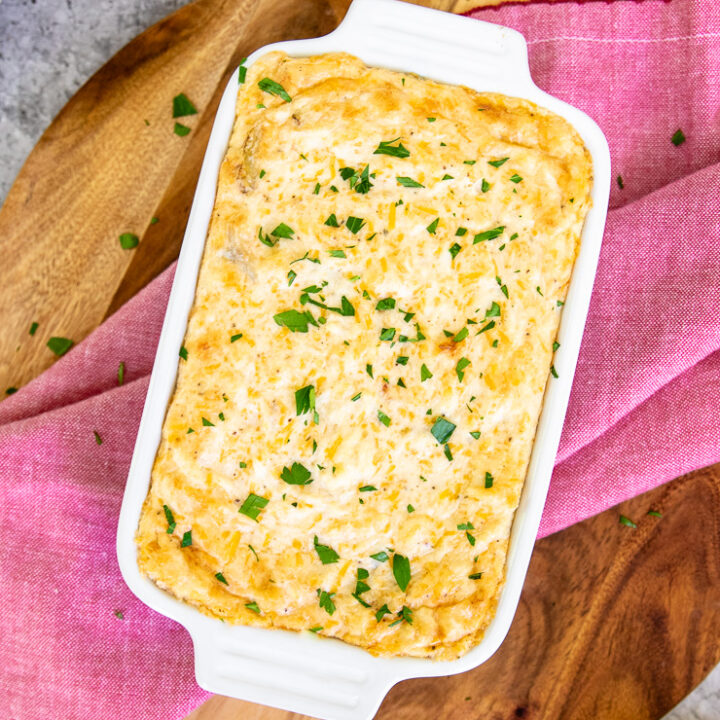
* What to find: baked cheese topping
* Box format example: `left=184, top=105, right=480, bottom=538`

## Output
left=136, top=52, right=592, bottom=660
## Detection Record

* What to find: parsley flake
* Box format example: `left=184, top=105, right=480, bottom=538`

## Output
left=258, top=77, right=292, bottom=102
left=172, top=93, right=197, bottom=118
left=376, top=297, right=396, bottom=311
left=374, top=138, right=410, bottom=158
left=371, top=551, right=389, bottom=562
left=426, top=217, right=439, bottom=234
left=280, top=462, right=313, bottom=485
left=47, top=337, right=74, bottom=357
left=392, top=553, right=411, bottom=592
left=396, top=176, right=424, bottom=188
left=239, top=493, right=269, bottom=522
left=324, top=213, right=339, bottom=227
left=456, top=357, right=470, bottom=382
left=473, top=226, right=504, bottom=244
left=481, top=178, right=490, bottom=192
left=314, top=535, right=339, bottom=564
left=117, top=361, right=125, bottom=386
left=485, top=471, right=494, bottom=488
left=173, top=122, right=191, bottom=136
left=345, top=216, right=365, bottom=234
left=671, top=128, right=686, bottom=146
left=317, top=589, right=336, bottom=615
left=377, top=410, right=391, bottom=427
left=488, top=157, right=509, bottom=168
left=215, top=572, right=228, bottom=585
left=163, top=504, right=176, bottom=533
left=431, top=417, right=456, bottom=444
left=619, top=514, right=637, bottom=528
left=420, top=363, right=433, bottom=382
left=181, top=530, right=192, bottom=547
left=119, top=233, right=139, bottom=249
left=274, top=309, right=317, bottom=333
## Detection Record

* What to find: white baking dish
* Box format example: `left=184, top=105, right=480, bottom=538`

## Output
left=117, top=1, right=610, bottom=717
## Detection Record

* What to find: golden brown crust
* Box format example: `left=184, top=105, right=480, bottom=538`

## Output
left=136, top=52, right=592, bottom=659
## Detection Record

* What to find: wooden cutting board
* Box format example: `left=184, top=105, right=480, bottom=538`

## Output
left=1, top=1, right=718, bottom=719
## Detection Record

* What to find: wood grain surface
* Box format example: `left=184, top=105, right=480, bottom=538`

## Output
left=186, top=463, right=720, bottom=720
left=1, top=1, right=717, bottom=719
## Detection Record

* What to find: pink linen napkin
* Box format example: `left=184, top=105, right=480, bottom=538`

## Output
left=2, top=1, right=720, bottom=719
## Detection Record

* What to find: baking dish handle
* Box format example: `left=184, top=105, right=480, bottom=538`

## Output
left=330, top=0, right=533, bottom=94
left=192, top=625, right=398, bottom=720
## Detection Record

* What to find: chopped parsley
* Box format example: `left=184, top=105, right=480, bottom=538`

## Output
left=280, top=462, right=313, bottom=485
left=427, top=117, right=436, bottom=122
left=172, top=93, right=197, bottom=118
left=473, top=226, right=504, bottom=244
left=314, top=535, right=340, bottom=564
left=47, top=337, right=74, bottom=357
left=374, top=138, right=410, bottom=158
left=463, top=160, right=476, bottom=165
left=550, top=365, right=559, bottom=378
left=5, top=387, right=17, bottom=395
left=619, top=514, right=637, bottom=528
left=230, top=332, right=243, bottom=342
left=485, top=471, right=494, bottom=488
left=181, top=530, right=192, bottom=547
left=420, top=363, right=433, bottom=382
left=396, top=176, right=424, bottom=188
left=377, top=410, right=391, bottom=427
left=553, top=341, right=560, bottom=352
left=485, top=301, right=501, bottom=318
left=469, top=572, right=483, bottom=580
left=431, top=417, right=456, bottom=444
left=455, top=227, right=468, bottom=237
left=258, top=77, right=292, bottom=102
left=366, top=363, right=374, bottom=378
left=671, top=128, right=686, bottom=146
left=317, top=589, right=336, bottom=615
left=449, top=243, right=462, bottom=259
left=173, top=122, right=190, bottom=136
left=245, top=601, right=261, bottom=614
left=392, top=553, right=411, bottom=592
left=453, top=327, right=469, bottom=343
left=441, top=174, right=454, bottom=181
left=407, top=504, right=415, bottom=513
left=426, top=217, right=439, bottom=234
left=324, top=213, right=339, bottom=227
left=390, top=605, right=414, bottom=626
left=456, top=357, right=470, bottom=382
left=201, top=417, right=214, bottom=427
left=509, top=173, right=523, bottom=183
left=371, top=551, right=389, bottom=562
left=29, top=321, right=39, bottom=336
left=238, top=58, right=247, bottom=84
left=163, top=504, right=176, bottom=533
left=477, top=320, right=495, bottom=334
left=396, top=356, right=409, bottom=365
left=295, top=384, right=316, bottom=417
left=488, top=157, right=509, bottom=168
left=443, top=444, right=453, bottom=461
left=274, top=309, right=317, bottom=333
left=93, top=430, right=102, bottom=445
left=359, top=485, right=377, bottom=492
left=345, top=216, right=365, bottom=234
left=340, top=165, right=374, bottom=194
left=308, top=626, right=323, bottom=633
left=617, top=175, right=624, bottom=189
left=351, top=392, right=362, bottom=402
left=270, top=222, right=294, bottom=239
left=481, top=178, right=490, bottom=192
left=215, top=572, right=228, bottom=585
left=119, top=233, right=139, bottom=249
left=380, top=327, right=396, bottom=341
left=329, top=249, right=346, bottom=258
left=375, top=604, right=392, bottom=621
left=179, top=345, right=188, bottom=360
left=376, top=297, right=396, bottom=311
left=469, top=431, right=481, bottom=440
left=238, top=493, right=269, bottom=521
left=117, top=361, right=125, bottom=386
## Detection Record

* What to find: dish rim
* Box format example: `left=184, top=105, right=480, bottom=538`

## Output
left=116, top=1, right=611, bottom=718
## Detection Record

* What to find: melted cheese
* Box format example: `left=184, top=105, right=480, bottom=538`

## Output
left=136, top=52, right=592, bottom=660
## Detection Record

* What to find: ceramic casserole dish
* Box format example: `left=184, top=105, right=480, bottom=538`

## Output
left=117, top=1, right=610, bottom=717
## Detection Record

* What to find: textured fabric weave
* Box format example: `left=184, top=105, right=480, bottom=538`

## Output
left=2, top=2, right=719, bottom=718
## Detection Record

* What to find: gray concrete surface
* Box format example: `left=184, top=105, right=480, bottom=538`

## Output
left=0, top=0, right=718, bottom=718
